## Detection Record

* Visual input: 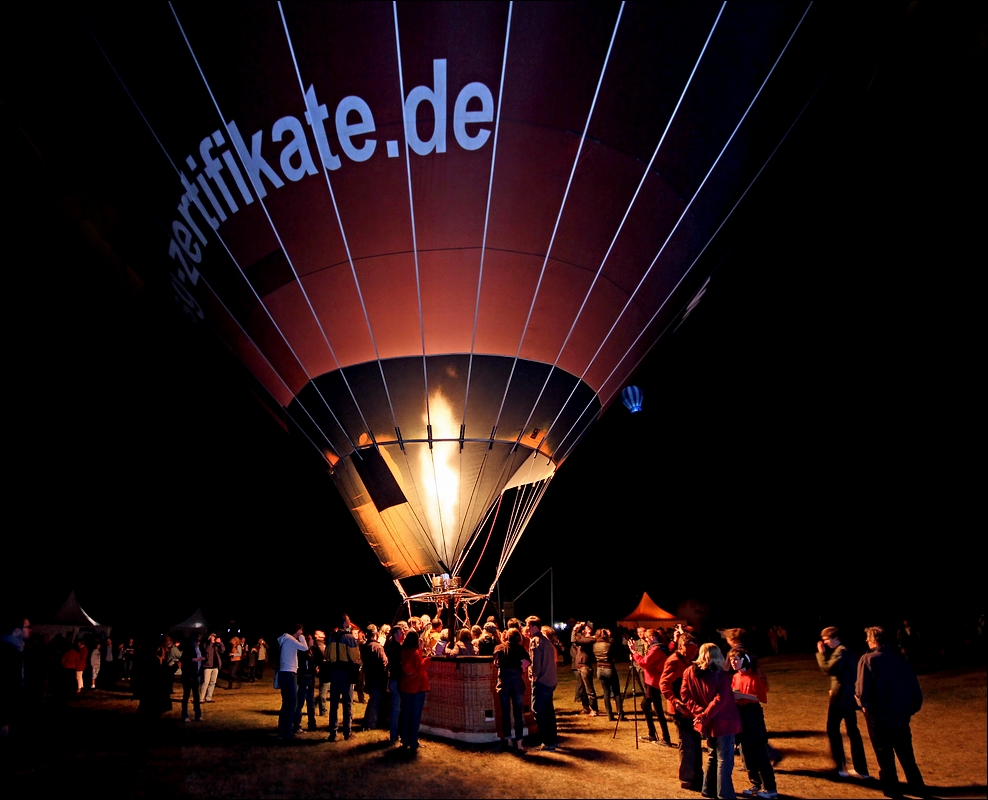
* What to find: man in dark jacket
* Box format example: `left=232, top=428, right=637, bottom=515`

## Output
left=295, top=634, right=318, bottom=732
left=527, top=616, right=558, bottom=751
left=570, top=622, right=598, bottom=715
left=325, top=614, right=361, bottom=741
left=179, top=634, right=204, bottom=722
left=660, top=636, right=702, bottom=791
left=856, top=626, right=928, bottom=800
left=359, top=625, right=388, bottom=731
left=817, top=626, right=870, bottom=779
left=384, top=623, right=406, bottom=745
left=1, top=616, right=30, bottom=743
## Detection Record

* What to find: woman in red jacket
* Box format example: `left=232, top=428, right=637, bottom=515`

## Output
left=681, top=643, right=743, bottom=800
left=630, top=629, right=673, bottom=745
left=398, top=630, right=430, bottom=753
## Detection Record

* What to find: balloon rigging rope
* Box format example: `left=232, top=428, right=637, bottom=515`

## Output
left=168, top=3, right=366, bottom=458
left=90, top=3, right=349, bottom=459
left=392, top=5, right=453, bottom=563
left=510, top=3, right=726, bottom=459
left=174, top=4, right=370, bottom=452
left=391, top=3, right=431, bottom=435
left=484, top=3, right=625, bottom=453
left=460, top=493, right=503, bottom=590
left=551, top=11, right=824, bottom=464
left=452, top=491, right=502, bottom=578
left=511, top=480, right=549, bottom=562
left=573, top=1, right=814, bottom=393
left=449, top=440, right=525, bottom=577
left=278, top=2, right=404, bottom=449
left=488, top=476, right=551, bottom=595
left=542, top=1, right=816, bottom=463
left=462, top=1, right=513, bottom=427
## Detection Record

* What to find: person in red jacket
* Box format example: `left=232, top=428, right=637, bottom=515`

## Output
left=398, top=630, right=430, bottom=753
left=681, top=643, right=743, bottom=800
left=661, top=636, right=702, bottom=791
left=729, top=647, right=777, bottom=799
left=630, top=629, right=674, bottom=747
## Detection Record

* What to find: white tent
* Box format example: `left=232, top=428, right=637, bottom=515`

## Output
left=170, top=608, right=210, bottom=638
left=32, top=590, right=111, bottom=642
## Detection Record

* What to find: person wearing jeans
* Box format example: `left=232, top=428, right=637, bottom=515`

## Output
left=681, top=643, right=743, bottom=800
left=527, top=617, right=559, bottom=751
left=384, top=624, right=407, bottom=744
left=276, top=625, right=308, bottom=741
left=398, top=630, right=430, bottom=751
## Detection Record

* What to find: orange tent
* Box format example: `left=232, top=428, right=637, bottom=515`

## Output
left=617, top=593, right=685, bottom=629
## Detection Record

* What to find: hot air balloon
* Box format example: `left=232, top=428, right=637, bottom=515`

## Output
left=48, top=1, right=838, bottom=615
left=621, top=386, right=644, bottom=414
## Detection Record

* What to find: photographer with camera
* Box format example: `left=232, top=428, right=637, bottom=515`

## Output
left=631, top=629, right=675, bottom=747
left=570, top=622, right=599, bottom=716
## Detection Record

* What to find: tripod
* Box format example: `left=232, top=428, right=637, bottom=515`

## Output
left=613, top=662, right=647, bottom=744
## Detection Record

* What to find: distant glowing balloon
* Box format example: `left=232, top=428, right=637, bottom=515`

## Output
left=621, top=386, right=644, bottom=414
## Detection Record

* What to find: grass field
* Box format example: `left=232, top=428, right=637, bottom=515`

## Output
left=5, top=654, right=985, bottom=798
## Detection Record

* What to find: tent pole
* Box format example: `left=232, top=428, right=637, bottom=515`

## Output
left=550, top=567, right=554, bottom=626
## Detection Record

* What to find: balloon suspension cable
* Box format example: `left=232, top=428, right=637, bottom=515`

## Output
left=451, top=482, right=503, bottom=578
left=475, top=598, right=492, bottom=628
left=458, top=493, right=504, bottom=591
left=486, top=476, right=552, bottom=598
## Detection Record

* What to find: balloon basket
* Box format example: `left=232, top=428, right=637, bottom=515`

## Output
left=419, top=656, right=536, bottom=744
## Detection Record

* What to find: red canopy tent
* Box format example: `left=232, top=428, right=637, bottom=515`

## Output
left=617, top=593, right=685, bottom=629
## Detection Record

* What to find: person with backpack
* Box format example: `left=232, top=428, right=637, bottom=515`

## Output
left=325, top=614, right=361, bottom=741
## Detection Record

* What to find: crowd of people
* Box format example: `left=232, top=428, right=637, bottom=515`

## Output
left=270, top=612, right=564, bottom=755
left=2, top=611, right=936, bottom=799
left=563, top=620, right=931, bottom=800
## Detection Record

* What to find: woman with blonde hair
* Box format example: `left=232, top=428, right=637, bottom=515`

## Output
left=227, top=636, right=242, bottom=689
left=681, top=643, right=742, bottom=800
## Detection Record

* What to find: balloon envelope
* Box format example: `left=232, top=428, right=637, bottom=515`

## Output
left=54, top=2, right=837, bottom=581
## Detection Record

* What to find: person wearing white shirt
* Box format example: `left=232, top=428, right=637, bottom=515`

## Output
left=277, top=624, right=309, bottom=741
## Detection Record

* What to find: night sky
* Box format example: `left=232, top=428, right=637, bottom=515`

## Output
left=4, top=3, right=983, bottom=647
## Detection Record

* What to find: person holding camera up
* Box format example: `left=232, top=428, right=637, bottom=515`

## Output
left=276, top=623, right=308, bottom=741
left=570, top=621, right=599, bottom=716
left=199, top=633, right=224, bottom=704
left=631, top=629, right=674, bottom=747
left=816, top=626, right=870, bottom=780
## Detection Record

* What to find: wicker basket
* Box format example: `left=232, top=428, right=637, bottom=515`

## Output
left=419, top=657, right=536, bottom=743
